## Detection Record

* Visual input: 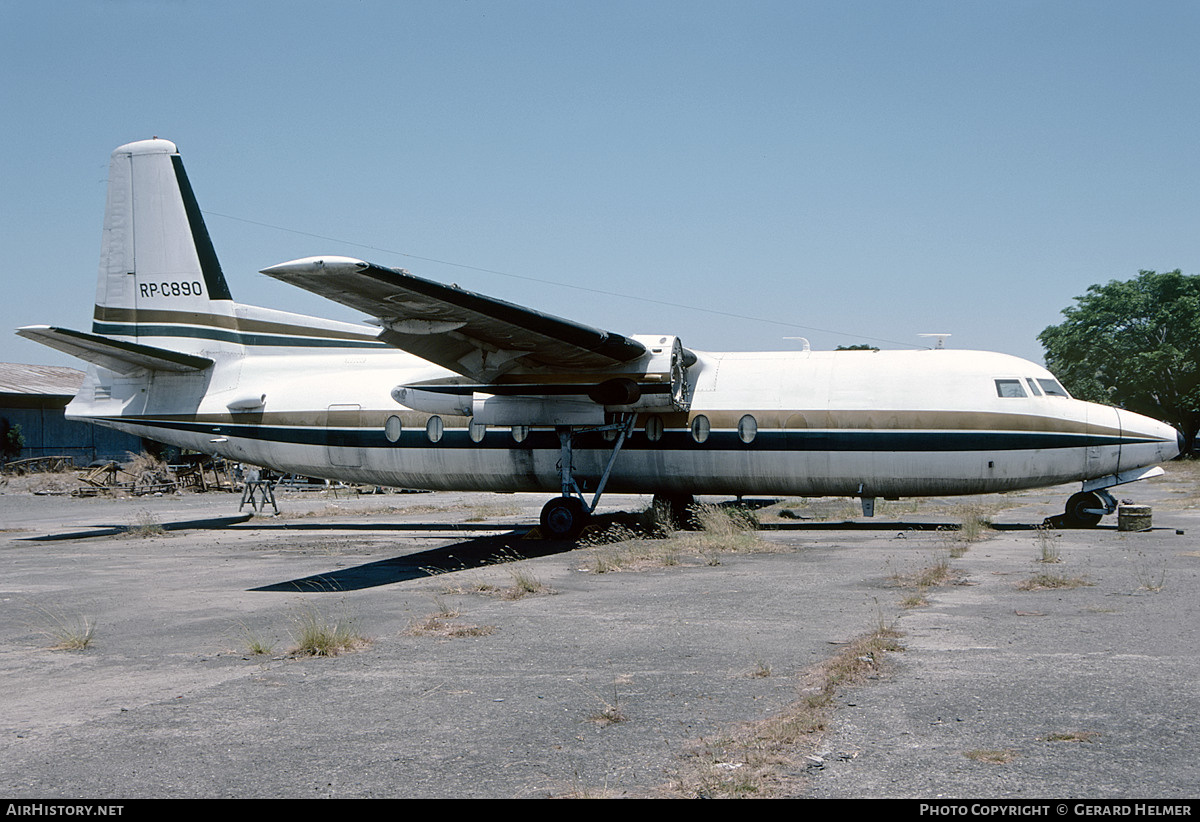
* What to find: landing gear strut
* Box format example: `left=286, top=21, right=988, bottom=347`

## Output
left=538, top=414, right=637, bottom=540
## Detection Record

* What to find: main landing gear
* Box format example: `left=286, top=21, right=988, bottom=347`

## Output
left=539, top=414, right=637, bottom=540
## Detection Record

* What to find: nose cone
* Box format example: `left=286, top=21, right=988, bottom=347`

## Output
left=1117, top=408, right=1182, bottom=466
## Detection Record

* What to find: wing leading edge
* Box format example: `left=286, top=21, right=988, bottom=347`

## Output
left=261, top=256, right=647, bottom=381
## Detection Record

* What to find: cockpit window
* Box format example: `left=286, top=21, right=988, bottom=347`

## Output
left=1037, top=378, right=1070, bottom=398
left=995, top=379, right=1027, bottom=398
left=1026, top=378, right=1043, bottom=396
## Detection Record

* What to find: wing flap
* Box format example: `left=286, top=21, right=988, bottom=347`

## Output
left=261, top=256, right=647, bottom=380
left=17, top=326, right=213, bottom=375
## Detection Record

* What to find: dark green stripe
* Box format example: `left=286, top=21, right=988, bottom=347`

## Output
left=93, top=305, right=383, bottom=342
left=90, top=323, right=390, bottom=349
left=101, top=417, right=1151, bottom=453
left=50, top=326, right=213, bottom=369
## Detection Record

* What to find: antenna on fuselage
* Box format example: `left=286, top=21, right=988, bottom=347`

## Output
left=918, top=333, right=951, bottom=349
left=783, top=337, right=811, bottom=351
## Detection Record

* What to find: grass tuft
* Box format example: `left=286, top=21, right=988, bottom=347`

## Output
left=501, top=567, right=551, bottom=599
left=34, top=608, right=97, bottom=651
left=236, top=621, right=275, bottom=655
left=288, top=606, right=369, bottom=656
left=964, top=749, right=1018, bottom=764
left=747, top=660, right=773, bottom=678
left=1040, top=730, right=1101, bottom=743
left=955, top=503, right=995, bottom=543
left=1034, top=526, right=1062, bottom=563
left=1132, top=552, right=1167, bottom=592
left=584, top=680, right=630, bottom=726
left=404, top=615, right=497, bottom=639
left=587, top=700, right=628, bottom=726
left=1018, top=572, right=1092, bottom=591
left=125, top=510, right=166, bottom=538
left=404, top=596, right=497, bottom=639
left=889, top=551, right=961, bottom=590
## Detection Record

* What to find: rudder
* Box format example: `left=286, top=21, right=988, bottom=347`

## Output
left=92, top=139, right=238, bottom=353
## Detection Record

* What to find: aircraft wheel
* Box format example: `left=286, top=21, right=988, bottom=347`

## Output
left=1063, top=491, right=1104, bottom=528
left=540, top=497, right=588, bottom=540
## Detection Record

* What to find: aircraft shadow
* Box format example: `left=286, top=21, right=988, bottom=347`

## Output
left=991, top=522, right=1134, bottom=532
left=761, top=520, right=970, bottom=532
left=250, top=531, right=573, bottom=593
left=25, top=515, right=253, bottom=541
left=233, top=521, right=529, bottom=533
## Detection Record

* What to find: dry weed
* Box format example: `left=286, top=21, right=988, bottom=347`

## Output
left=888, top=551, right=961, bottom=589
left=584, top=503, right=777, bottom=574
left=667, top=623, right=903, bottom=798
left=1017, top=572, right=1091, bottom=591
left=32, top=607, right=97, bottom=651
left=964, top=749, right=1018, bottom=764
left=404, top=616, right=496, bottom=639
left=1040, top=731, right=1100, bottom=743
left=288, top=606, right=369, bottom=656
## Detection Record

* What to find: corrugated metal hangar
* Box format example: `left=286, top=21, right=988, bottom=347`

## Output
left=0, top=363, right=146, bottom=464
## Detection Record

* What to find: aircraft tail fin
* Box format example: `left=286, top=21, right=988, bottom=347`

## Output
left=90, top=139, right=238, bottom=354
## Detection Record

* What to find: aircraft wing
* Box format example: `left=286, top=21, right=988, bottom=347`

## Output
left=261, top=256, right=648, bottom=381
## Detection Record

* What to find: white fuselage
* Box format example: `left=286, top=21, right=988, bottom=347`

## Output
left=66, top=313, right=1181, bottom=501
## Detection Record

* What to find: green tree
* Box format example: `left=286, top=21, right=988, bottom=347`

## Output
left=1039, top=270, right=1199, bottom=455
left=1, top=419, right=24, bottom=463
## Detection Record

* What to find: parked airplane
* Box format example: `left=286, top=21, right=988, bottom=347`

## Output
left=19, top=139, right=1183, bottom=538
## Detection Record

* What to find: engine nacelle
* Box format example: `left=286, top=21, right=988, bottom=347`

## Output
left=626, top=335, right=693, bottom=413
left=390, top=386, right=471, bottom=417
left=391, top=335, right=694, bottom=422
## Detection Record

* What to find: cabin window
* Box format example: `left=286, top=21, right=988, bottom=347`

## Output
left=384, top=415, right=403, bottom=443
left=425, top=415, right=443, bottom=443
left=644, top=415, right=664, bottom=442
left=1026, top=378, right=1043, bottom=396
left=738, top=414, right=757, bottom=444
left=1037, top=378, right=1070, bottom=398
left=690, top=414, right=710, bottom=444
left=469, top=421, right=486, bottom=443
left=995, top=379, right=1027, bottom=398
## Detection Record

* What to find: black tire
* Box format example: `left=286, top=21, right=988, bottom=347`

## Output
left=540, top=497, right=588, bottom=540
left=1063, top=491, right=1104, bottom=527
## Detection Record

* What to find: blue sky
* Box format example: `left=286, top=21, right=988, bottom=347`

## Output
left=3, top=0, right=1198, bottom=369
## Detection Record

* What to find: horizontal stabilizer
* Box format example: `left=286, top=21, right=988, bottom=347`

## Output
left=16, top=326, right=213, bottom=376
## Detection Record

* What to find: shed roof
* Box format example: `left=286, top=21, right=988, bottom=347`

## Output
left=0, top=363, right=86, bottom=397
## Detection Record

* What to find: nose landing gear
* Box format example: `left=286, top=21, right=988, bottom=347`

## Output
left=1047, top=489, right=1117, bottom=528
